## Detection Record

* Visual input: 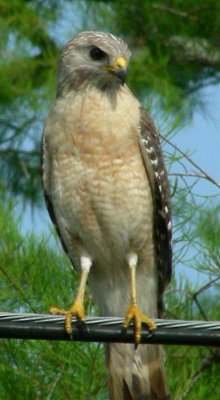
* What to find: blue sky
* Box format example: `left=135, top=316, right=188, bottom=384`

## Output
left=176, top=84, right=220, bottom=196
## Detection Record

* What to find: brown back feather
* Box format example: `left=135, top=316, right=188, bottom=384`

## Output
left=139, top=107, right=172, bottom=315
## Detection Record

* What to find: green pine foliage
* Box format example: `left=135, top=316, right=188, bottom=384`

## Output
left=0, top=196, right=107, bottom=399
left=1, top=195, right=220, bottom=398
left=84, top=0, right=220, bottom=111
left=1, top=0, right=220, bottom=201
left=1, top=1, right=220, bottom=398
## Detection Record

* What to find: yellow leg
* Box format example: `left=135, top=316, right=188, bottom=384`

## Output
left=124, top=252, right=156, bottom=345
left=50, top=255, right=92, bottom=335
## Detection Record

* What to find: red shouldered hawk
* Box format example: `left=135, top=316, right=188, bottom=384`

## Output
left=42, top=31, right=172, bottom=400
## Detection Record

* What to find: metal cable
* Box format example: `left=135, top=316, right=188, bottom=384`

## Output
left=0, top=312, right=220, bottom=346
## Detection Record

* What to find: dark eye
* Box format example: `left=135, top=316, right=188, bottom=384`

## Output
left=90, top=46, right=106, bottom=61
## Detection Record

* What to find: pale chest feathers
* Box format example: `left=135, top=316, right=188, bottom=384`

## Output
left=44, top=86, right=154, bottom=266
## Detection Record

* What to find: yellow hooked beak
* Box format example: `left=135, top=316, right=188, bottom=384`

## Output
left=102, top=56, right=128, bottom=85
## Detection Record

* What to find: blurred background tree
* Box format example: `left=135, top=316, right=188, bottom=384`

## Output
left=0, top=0, right=220, bottom=398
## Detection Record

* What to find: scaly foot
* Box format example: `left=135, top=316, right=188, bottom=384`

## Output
left=50, top=300, right=85, bottom=335
left=123, top=303, right=156, bottom=345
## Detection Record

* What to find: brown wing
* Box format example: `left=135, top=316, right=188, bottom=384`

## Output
left=139, top=106, right=172, bottom=315
left=41, top=136, right=69, bottom=257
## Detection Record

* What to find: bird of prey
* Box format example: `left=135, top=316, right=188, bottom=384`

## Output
left=42, top=31, right=172, bottom=400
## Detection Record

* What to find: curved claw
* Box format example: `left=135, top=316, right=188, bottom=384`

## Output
left=123, top=303, right=156, bottom=345
left=50, top=300, right=86, bottom=335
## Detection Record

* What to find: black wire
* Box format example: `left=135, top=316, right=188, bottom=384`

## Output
left=0, top=312, right=220, bottom=346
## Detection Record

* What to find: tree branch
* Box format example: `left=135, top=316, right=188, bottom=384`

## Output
left=161, top=135, right=220, bottom=190
left=177, top=351, right=220, bottom=400
left=152, top=3, right=197, bottom=20
left=168, top=36, right=220, bottom=67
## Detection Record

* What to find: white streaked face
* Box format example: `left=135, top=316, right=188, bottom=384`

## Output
left=57, top=31, right=131, bottom=94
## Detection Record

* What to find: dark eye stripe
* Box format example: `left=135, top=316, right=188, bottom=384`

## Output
left=90, top=46, right=106, bottom=61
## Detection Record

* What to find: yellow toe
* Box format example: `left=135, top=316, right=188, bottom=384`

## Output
left=50, top=300, right=86, bottom=335
left=124, top=303, right=156, bottom=344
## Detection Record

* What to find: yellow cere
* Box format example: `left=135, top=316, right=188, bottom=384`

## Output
left=102, top=56, right=127, bottom=72
left=115, top=56, right=127, bottom=69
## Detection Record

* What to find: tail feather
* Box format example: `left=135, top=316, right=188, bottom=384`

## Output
left=106, top=343, right=171, bottom=400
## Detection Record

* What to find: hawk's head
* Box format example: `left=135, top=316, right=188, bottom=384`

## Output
left=57, top=31, right=131, bottom=96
